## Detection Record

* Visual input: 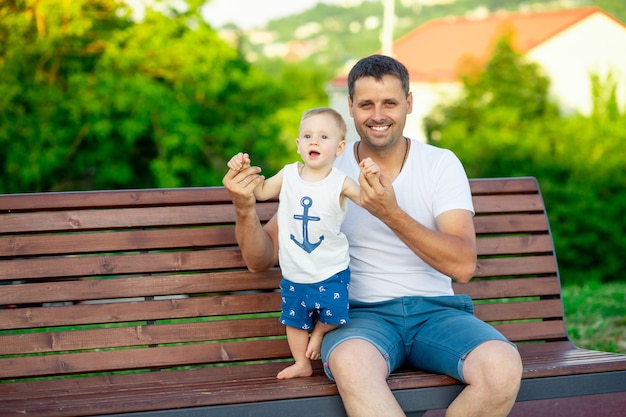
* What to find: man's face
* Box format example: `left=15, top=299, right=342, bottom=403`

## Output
left=348, top=75, right=412, bottom=150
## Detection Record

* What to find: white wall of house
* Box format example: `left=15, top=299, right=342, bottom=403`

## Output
left=528, top=12, right=626, bottom=115
left=408, top=81, right=461, bottom=142
left=326, top=84, right=359, bottom=142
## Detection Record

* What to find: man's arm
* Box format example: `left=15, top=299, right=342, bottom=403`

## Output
left=358, top=171, right=477, bottom=283
left=223, top=165, right=279, bottom=272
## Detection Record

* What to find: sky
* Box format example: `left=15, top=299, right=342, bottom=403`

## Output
left=201, top=0, right=346, bottom=29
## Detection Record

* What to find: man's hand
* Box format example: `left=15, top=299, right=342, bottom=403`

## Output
left=222, top=164, right=264, bottom=209
left=358, top=168, right=399, bottom=221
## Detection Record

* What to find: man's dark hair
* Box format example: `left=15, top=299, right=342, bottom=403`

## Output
left=347, top=54, right=410, bottom=99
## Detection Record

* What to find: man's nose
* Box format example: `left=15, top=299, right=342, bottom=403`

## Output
left=372, top=105, right=386, bottom=121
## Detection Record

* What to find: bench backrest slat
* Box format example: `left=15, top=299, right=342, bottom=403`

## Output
left=0, top=270, right=281, bottom=308
left=1, top=316, right=285, bottom=355
left=2, top=291, right=283, bottom=330
left=1, top=228, right=238, bottom=257
left=0, top=177, right=568, bottom=381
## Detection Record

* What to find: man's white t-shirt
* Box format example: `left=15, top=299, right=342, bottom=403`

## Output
left=334, top=139, right=474, bottom=303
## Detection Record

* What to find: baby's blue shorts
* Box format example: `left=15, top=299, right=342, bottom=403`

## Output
left=279, top=268, right=350, bottom=331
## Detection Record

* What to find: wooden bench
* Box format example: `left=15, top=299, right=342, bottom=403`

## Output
left=1, top=177, right=625, bottom=417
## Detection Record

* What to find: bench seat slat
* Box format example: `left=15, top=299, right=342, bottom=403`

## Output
left=1, top=347, right=624, bottom=417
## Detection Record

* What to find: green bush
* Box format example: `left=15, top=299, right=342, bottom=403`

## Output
left=425, top=34, right=626, bottom=285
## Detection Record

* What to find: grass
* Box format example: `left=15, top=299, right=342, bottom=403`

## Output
left=561, top=281, right=626, bottom=353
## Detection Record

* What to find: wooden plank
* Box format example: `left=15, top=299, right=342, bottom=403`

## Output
left=0, top=361, right=323, bottom=397
left=473, top=299, right=564, bottom=322
left=0, top=269, right=282, bottom=305
left=472, top=194, right=545, bottom=214
left=493, top=320, right=568, bottom=342
left=0, top=317, right=286, bottom=355
left=1, top=248, right=245, bottom=280
left=0, top=227, right=238, bottom=257
left=0, top=187, right=232, bottom=211
left=474, top=255, right=557, bottom=278
left=0, top=365, right=337, bottom=417
left=469, top=177, right=539, bottom=195
left=2, top=347, right=625, bottom=414
left=473, top=214, right=549, bottom=235
left=476, top=234, right=553, bottom=256
left=454, top=277, right=562, bottom=299
left=2, top=348, right=624, bottom=417
left=0, top=338, right=292, bottom=379
left=0, top=292, right=282, bottom=330
left=518, top=345, right=626, bottom=378
left=0, top=205, right=236, bottom=234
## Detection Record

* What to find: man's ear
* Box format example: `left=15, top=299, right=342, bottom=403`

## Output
left=406, top=91, right=413, bottom=115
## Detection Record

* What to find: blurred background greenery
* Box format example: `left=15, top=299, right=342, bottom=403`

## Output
left=0, top=0, right=624, bottom=298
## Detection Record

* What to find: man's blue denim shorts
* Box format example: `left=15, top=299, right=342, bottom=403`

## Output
left=320, top=294, right=514, bottom=383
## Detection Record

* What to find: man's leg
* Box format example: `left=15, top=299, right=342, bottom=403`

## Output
left=403, top=295, right=522, bottom=417
left=328, top=338, right=405, bottom=417
left=446, top=340, right=522, bottom=417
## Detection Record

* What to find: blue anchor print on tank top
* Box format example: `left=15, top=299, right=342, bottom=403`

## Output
left=290, top=196, right=324, bottom=253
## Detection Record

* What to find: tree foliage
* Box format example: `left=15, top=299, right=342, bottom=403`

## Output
left=425, top=34, right=626, bottom=284
left=0, top=0, right=288, bottom=192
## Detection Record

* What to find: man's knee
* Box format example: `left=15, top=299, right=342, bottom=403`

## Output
left=465, top=340, right=522, bottom=393
left=328, top=339, right=388, bottom=383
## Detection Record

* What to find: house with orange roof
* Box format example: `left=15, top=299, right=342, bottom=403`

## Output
left=327, top=7, right=626, bottom=142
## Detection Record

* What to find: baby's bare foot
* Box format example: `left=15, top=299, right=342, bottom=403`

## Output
left=276, top=362, right=313, bottom=379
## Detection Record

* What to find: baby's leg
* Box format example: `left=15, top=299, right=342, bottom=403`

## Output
left=306, top=322, right=338, bottom=360
left=277, top=326, right=313, bottom=379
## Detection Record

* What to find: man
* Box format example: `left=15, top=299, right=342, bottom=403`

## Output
left=222, top=54, right=522, bottom=417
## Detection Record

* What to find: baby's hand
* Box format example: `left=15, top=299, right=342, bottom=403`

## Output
left=227, top=152, right=251, bottom=171
left=360, top=157, right=380, bottom=176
